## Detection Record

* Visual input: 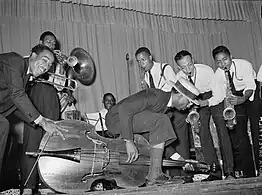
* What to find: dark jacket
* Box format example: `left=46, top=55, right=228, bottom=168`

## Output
left=0, top=52, right=40, bottom=122
left=105, top=88, right=171, bottom=140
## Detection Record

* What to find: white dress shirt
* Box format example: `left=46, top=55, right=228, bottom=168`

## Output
left=144, top=61, right=177, bottom=92
left=176, top=64, right=224, bottom=106
left=215, top=59, right=256, bottom=101
left=85, top=108, right=108, bottom=131
left=256, top=64, right=262, bottom=82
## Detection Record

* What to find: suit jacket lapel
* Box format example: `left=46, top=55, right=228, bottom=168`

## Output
left=23, top=58, right=30, bottom=88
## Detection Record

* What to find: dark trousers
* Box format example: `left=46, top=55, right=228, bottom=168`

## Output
left=0, top=108, right=32, bottom=182
left=20, top=83, right=60, bottom=189
left=164, top=109, right=190, bottom=176
left=229, top=100, right=256, bottom=177
left=198, top=102, right=233, bottom=177
left=211, top=103, right=234, bottom=175
left=246, top=80, right=261, bottom=173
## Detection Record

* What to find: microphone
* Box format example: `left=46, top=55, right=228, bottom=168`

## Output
left=126, top=53, right=129, bottom=61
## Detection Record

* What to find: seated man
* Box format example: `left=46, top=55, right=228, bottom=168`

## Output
left=86, top=93, right=117, bottom=138
left=105, top=78, right=200, bottom=185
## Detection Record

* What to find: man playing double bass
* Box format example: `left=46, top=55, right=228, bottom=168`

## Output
left=105, top=78, right=200, bottom=186
left=0, top=44, right=66, bottom=190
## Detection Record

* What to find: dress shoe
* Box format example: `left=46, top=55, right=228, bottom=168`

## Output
left=141, top=174, right=184, bottom=187
left=201, top=174, right=221, bottom=182
left=146, top=174, right=171, bottom=185
left=224, top=172, right=236, bottom=180
left=31, top=188, right=41, bottom=195
left=182, top=176, right=194, bottom=183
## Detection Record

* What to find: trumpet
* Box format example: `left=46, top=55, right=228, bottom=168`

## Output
left=54, top=50, right=78, bottom=68
left=186, top=106, right=200, bottom=134
left=34, top=72, right=78, bottom=91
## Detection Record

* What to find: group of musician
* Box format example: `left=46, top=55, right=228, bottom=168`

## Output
left=132, top=45, right=261, bottom=184
left=0, top=30, right=261, bottom=193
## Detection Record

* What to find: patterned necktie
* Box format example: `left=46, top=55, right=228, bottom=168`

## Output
left=188, top=75, right=194, bottom=85
left=148, top=70, right=156, bottom=88
left=225, top=70, right=236, bottom=94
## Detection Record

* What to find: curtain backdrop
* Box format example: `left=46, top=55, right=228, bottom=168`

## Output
left=0, top=0, right=262, bottom=115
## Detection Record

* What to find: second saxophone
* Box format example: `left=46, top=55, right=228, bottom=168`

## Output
left=223, top=67, right=237, bottom=129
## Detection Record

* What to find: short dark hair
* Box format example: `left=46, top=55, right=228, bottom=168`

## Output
left=212, top=45, right=231, bottom=59
left=31, top=44, right=54, bottom=56
left=135, top=47, right=151, bottom=57
left=39, top=31, right=57, bottom=41
left=103, top=93, right=116, bottom=102
left=174, top=50, right=192, bottom=62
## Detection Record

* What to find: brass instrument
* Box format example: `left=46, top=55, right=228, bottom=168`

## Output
left=223, top=68, right=236, bottom=129
left=53, top=50, right=78, bottom=68
left=34, top=48, right=96, bottom=91
left=186, top=105, right=200, bottom=134
left=35, top=72, right=78, bottom=91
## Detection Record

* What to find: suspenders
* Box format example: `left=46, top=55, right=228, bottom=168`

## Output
left=157, top=63, right=169, bottom=89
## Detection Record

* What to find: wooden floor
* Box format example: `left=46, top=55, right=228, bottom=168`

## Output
left=1, top=176, right=262, bottom=195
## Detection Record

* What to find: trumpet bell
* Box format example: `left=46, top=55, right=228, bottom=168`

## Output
left=70, top=48, right=96, bottom=86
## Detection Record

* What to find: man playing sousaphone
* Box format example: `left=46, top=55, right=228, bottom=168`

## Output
left=105, top=78, right=200, bottom=186
left=174, top=50, right=235, bottom=181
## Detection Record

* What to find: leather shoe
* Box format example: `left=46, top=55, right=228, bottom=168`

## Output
left=224, top=172, right=236, bottom=180
left=201, top=174, right=221, bottom=182
left=146, top=174, right=171, bottom=185
left=31, top=188, right=41, bottom=195
left=182, top=176, right=194, bottom=183
left=141, top=174, right=184, bottom=187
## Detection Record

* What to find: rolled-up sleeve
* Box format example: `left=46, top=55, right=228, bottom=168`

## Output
left=242, top=61, right=256, bottom=101
left=208, top=74, right=225, bottom=106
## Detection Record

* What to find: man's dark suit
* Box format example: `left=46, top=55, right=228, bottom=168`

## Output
left=105, top=89, right=176, bottom=146
left=0, top=52, right=41, bottom=179
left=21, top=82, right=60, bottom=190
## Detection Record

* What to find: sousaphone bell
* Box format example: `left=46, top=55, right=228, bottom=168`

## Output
left=67, top=48, right=96, bottom=86
left=37, top=48, right=96, bottom=91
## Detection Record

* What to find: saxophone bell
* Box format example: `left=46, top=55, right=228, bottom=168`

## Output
left=186, top=107, right=200, bottom=134
left=223, top=106, right=236, bottom=130
left=223, top=67, right=237, bottom=130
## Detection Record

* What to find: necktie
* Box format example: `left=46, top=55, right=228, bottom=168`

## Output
left=25, top=74, right=35, bottom=93
left=188, top=75, right=194, bottom=85
left=148, top=70, right=156, bottom=88
left=225, top=70, right=236, bottom=95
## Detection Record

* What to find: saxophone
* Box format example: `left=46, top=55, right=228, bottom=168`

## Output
left=223, top=68, right=237, bottom=130
left=186, top=105, right=201, bottom=134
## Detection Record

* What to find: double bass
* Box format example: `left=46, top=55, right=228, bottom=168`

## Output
left=27, top=120, right=217, bottom=193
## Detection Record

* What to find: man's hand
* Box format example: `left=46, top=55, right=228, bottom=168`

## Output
left=228, top=95, right=245, bottom=106
left=141, top=80, right=149, bottom=90
left=39, top=117, right=68, bottom=140
left=198, top=99, right=209, bottom=107
left=125, top=140, right=139, bottom=163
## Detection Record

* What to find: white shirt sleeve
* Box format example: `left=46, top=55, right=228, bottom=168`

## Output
left=163, top=65, right=177, bottom=83
left=208, top=73, right=225, bottom=106
left=256, top=65, right=262, bottom=82
left=241, top=61, right=256, bottom=101
left=34, top=115, right=43, bottom=125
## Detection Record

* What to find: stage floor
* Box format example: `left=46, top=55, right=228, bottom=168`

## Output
left=1, top=176, right=262, bottom=195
